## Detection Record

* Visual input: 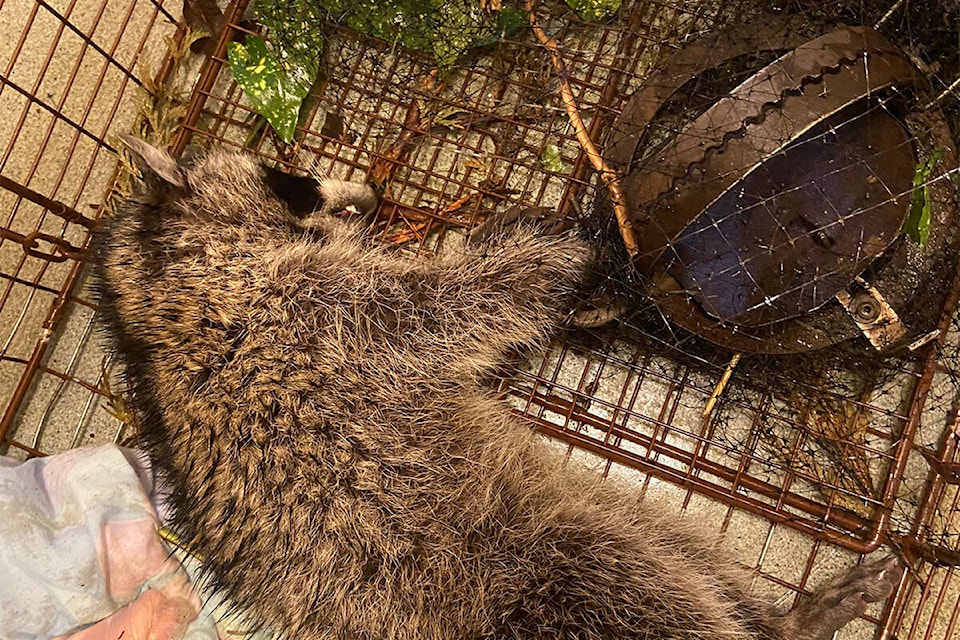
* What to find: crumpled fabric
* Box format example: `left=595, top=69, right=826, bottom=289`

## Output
left=0, top=444, right=219, bottom=640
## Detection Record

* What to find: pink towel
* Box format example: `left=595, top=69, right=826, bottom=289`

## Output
left=0, top=445, right=218, bottom=640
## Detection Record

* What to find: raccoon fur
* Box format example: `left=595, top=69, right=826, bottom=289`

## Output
left=91, top=139, right=901, bottom=640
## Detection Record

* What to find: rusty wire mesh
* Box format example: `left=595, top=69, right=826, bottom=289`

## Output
left=1, top=0, right=960, bottom=638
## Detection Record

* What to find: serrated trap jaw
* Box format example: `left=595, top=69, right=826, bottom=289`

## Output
left=607, top=23, right=960, bottom=354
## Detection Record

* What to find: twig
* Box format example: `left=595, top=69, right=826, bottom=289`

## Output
left=439, top=192, right=477, bottom=215
left=702, top=353, right=741, bottom=418
left=384, top=192, right=480, bottom=244
left=524, top=0, right=639, bottom=256
left=874, top=0, right=905, bottom=29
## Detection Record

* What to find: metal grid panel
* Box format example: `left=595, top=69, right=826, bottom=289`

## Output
left=0, top=0, right=180, bottom=456
left=1, top=1, right=958, bottom=638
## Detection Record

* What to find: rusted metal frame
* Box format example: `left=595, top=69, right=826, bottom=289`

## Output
left=4, top=439, right=47, bottom=459
left=514, top=372, right=903, bottom=542
left=510, top=344, right=567, bottom=433
left=423, top=69, right=494, bottom=243
left=514, top=369, right=875, bottom=521
left=548, top=348, right=595, bottom=463
left=0, top=1, right=184, bottom=444
left=527, top=412, right=877, bottom=548
left=27, top=359, right=110, bottom=398
left=774, top=406, right=886, bottom=541
left=886, top=492, right=960, bottom=639
left=716, top=393, right=772, bottom=511
left=33, top=0, right=148, bottom=89
left=792, top=539, right=828, bottom=610
left=0, top=1, right=42, bottom=95
left=0, top=256, right=84, bottom=444
left=34, top=312, right=101, bottom=449
left=411, top=65, right=509, bottom=252
left=0, top=175, right=94, bottom=228
left=2, top=0, right=157, bottom=286
left=642, top=366, right=687, bottom=492
left=173, top=0, right=251, bottom=156
left=373, top=90, right=436, bottom=236
left=2, top=0, right=138, bottom=270
left=0, top=75, right=116, bottom=154
left=580, top=338, right=908, bottom=451
left=685, top=369, right=778, bottom=514
left=0, top=227, right=83, bottom=263
left=564, top=353, right=610, bottom=461
left=0, top=272, right=60, bottom=297
left=1, top=0, right=87, bottom=169
left=679, top=380, right=754, bottom=511
left=420, top=87, right=486, bottom=217
left=881, top=408, right=960, bottom=635
left=860, top=270, right=960, bottom=551
left=0, top=0, right=117, bottom=292
left=838, top=223, right=960, bottom=570
left=598, top=347, right=650, bottom=479
left=55, top=0, right=169, bottom=204
left=585, top=325, right=914, bottom=428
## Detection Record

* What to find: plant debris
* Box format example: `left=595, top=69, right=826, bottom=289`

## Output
left=538, top=143, right=564, bottom=172
left=904, top=147, right=946, bottom=246
left=564, top=0, right=620, bottom=21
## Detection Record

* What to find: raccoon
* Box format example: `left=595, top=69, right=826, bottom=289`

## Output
left=91, top=138, right=901, bottom=640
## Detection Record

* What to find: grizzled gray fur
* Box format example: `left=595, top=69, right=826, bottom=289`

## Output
left=92, top=140, right=901, bottom=640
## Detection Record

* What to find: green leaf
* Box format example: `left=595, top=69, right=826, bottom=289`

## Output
left=539, top=143, right=563, bottom=173
left=903, top=147, right=946, bottom=246
left=254, top=0, right=325, bottom=73
left=227, top=36, right=314, bottom=142
left=308, top=0, right=520, bottom=69
left=432, top=3, right=487, bottom=69
left=564, top=0, right=621, bottom=21
left=467, top=7, right=528, bottom=50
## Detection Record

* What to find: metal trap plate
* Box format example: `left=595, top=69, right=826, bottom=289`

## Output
left=608, top=24, right=959, bottom=353
left=668, top=101, right=914, bottom=327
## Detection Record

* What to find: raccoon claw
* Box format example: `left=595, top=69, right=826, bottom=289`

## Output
left=818, top=556, right=901, bottom=610
left=786, top=556, right=902, bottom=640
left=468, top=206, right=575, bottom=245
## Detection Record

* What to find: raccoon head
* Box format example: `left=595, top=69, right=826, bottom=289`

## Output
left=118, top=135, right=377, bottom=226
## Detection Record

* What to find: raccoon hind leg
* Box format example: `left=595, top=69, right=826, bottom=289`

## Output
left=779, top=556, right=902, bottom=640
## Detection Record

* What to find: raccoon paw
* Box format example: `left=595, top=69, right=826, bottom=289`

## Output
left=468, top=206, right=576, bottom=246
left=815, top=556, right=901, bottom=617
left=787, top=556, right=902, bottom=640
left=317, top=179, right=379, bottom=218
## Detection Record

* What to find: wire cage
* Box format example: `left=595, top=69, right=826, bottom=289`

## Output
left=1, top=0, right=959, bottom=638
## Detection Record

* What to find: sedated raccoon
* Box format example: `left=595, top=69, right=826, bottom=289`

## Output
left=92, top=138, right=901, bottom=640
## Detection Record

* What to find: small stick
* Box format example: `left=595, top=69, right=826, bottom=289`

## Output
left=524, top=0, right=639, bottom=256
left=385, top=221, right=429, bottom=245
left=874, top=0, right=905, bottom=29
left=439, top=192, right=477, bottom=215
left=925, top=74, right=960, bottom=110
left=702, top=353, right=742, bottom=418
left=386, top=193, right=480, bottom=244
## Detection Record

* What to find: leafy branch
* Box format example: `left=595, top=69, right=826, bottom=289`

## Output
left=197, top=0, right=622, bottom=143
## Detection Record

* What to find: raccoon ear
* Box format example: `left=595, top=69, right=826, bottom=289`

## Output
left=118, top=134, right=187, bottom=188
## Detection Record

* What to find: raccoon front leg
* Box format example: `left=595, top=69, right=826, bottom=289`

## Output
left=426, top=207, right=594, bottom=376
